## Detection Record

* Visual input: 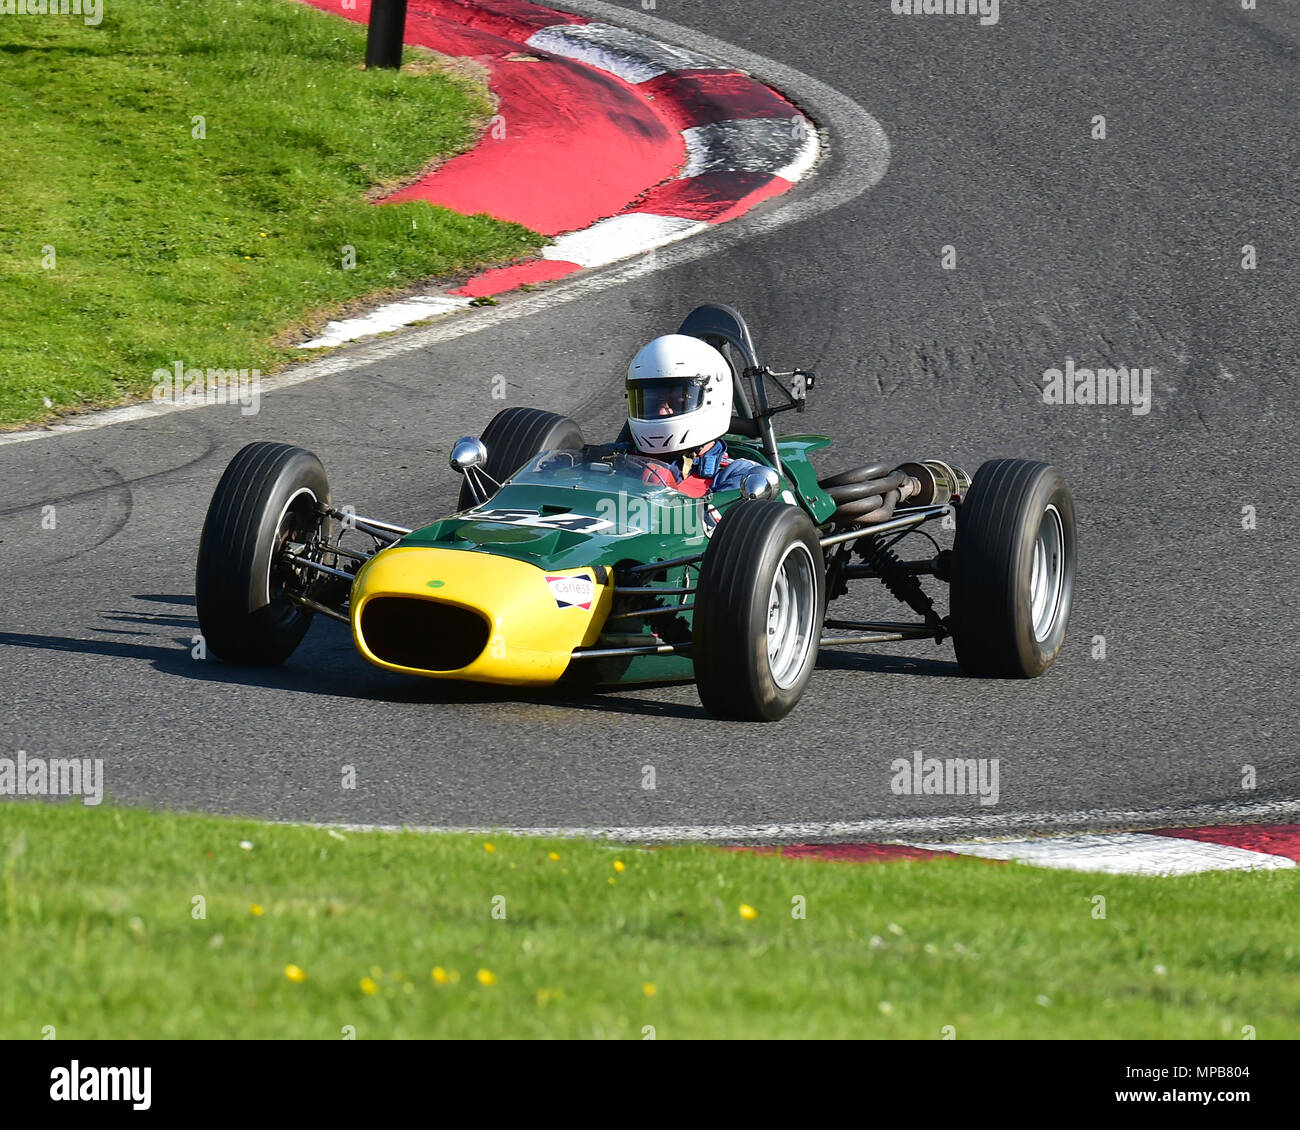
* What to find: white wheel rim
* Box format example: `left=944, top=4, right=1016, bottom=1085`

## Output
left=1029, top=504, right=1065, bottom=642
left=766, top=543, right=817, bottom=690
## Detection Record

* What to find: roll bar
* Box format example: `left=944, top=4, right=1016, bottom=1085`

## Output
left=677, top=303, right=814, bottom=480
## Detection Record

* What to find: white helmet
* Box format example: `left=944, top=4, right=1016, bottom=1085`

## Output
left=626, top=334, right=733, bottom=456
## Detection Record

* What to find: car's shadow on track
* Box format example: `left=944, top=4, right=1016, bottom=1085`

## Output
left=5, top=593, right=955, bottom=719
left=816, top=650, right=963, bottom=678
left=0, top=621, right=956, bottom=721
left=0, top=593, right=713, bottom=719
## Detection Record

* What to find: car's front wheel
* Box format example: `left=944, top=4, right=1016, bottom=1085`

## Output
left=693, top=501, right=825, bottom=721
left=196, top=442, right=332, bottom=665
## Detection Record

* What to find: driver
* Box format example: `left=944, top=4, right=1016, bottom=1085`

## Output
left=620, top=334, right=766, bottom=498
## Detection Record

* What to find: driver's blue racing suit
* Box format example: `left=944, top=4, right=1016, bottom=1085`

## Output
left=618, top=439, right=765, bottom=497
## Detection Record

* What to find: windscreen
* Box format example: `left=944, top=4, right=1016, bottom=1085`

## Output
left=506, top=450, right=682, bottom=498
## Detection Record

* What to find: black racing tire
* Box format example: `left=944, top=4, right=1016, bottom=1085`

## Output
left=693, top=501, right=825, bottom=721
left=950, top=459, right=1076, bottom=678
left=196, top=442, right=331, bottom=665
left=457, top=406, right=584, bottom=510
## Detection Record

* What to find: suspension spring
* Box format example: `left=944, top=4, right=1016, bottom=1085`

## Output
left=859, top=536, right=947, bottom=640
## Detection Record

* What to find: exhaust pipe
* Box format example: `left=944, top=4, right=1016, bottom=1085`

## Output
left=895, top=460, right=971, bottom=507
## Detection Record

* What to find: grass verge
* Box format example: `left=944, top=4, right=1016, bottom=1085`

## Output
left=0, top=0, right=544, bottom=428
left=2, top=802, right=1297, bottom=1038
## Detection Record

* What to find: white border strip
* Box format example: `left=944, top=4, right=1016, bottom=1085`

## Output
left=291, top=799, right=1300, bottom=846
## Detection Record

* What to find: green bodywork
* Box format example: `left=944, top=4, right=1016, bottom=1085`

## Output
left=396, top=436, right=837, bottom=683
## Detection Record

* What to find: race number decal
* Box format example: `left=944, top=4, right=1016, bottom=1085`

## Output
left=547, top=574, right=595, bottom=610
left=469, top=508, right=614, bottom=534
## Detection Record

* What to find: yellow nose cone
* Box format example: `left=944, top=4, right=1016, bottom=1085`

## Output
left=350, top=546, right=611, bottom=685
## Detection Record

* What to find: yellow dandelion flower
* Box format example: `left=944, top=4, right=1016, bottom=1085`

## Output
left=484, top=842, right=496, bottom=853
left=548, top=851, right=560, bottom=861
left=613, top=860, right=626, bottom=872
left=250, top=903, right=264, bottom=917
left=284, top=964, right=306, bottom=984
left=476, top=969, right=496, bottom=986
left=739, top=904, right=758, bottom=921
left=643, top=982, right=656, bottom=997
left=360, top=977, right=378, bottom=995
left=432, top=966, right=450, bottom=985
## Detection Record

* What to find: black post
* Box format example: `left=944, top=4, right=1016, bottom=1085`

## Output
left=365, top=0, right=408, bottom=69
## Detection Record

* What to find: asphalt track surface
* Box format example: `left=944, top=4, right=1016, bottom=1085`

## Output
left=2, top=1, right=1297, bottom=836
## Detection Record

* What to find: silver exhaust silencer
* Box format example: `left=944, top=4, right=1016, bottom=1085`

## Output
left=895, top=459, right=972, bottom=506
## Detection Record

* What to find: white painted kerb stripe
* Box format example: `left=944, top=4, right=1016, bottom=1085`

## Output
left=542, top=213, right=705, bottom=269
left=527, top=22, right=724, bottom=84
left=680, top=118, right=821, bottom=182
left=775, top=132, right=821, bottom=184
left=300, top=295, right=472, bottom=349
left=907, top=833, right=1298, bottom=876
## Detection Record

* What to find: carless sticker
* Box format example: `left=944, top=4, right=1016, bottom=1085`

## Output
left=546, top=574, right=595, bottom=610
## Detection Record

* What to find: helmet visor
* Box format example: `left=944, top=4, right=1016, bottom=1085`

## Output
left=627, top=378, right=707, bottom=420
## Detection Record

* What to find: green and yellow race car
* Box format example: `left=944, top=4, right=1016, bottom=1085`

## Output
left=196, top=305, right=1076, bottom=720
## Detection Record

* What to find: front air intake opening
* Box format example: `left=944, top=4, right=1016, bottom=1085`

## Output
left=359, top=597, right=490, bottom=672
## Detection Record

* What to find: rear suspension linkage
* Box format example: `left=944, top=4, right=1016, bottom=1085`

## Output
left=856, top=535, right=949, bottom=642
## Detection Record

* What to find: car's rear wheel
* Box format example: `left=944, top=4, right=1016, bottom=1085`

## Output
left=457, top=406, right=584, bottom=510
left=693, top=501, right=825, bottom=721
left=950, top=458, right=1076, bottom=677
left=196, top=442, right=332, bottom=665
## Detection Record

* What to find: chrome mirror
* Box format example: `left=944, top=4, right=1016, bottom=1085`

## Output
left=740, top=467, right=781, bottom=500
left=449, top=436, right=487, bottom=474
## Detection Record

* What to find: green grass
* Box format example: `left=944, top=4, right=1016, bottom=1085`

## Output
left=0, top=0, right=545, bottom=428
left=2, top=802, right=1298, bottom=1039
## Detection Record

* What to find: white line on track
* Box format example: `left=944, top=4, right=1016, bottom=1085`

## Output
left=290, top=799, right=1300, bottom=845
left=0, top=0, right=889, bottom=447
